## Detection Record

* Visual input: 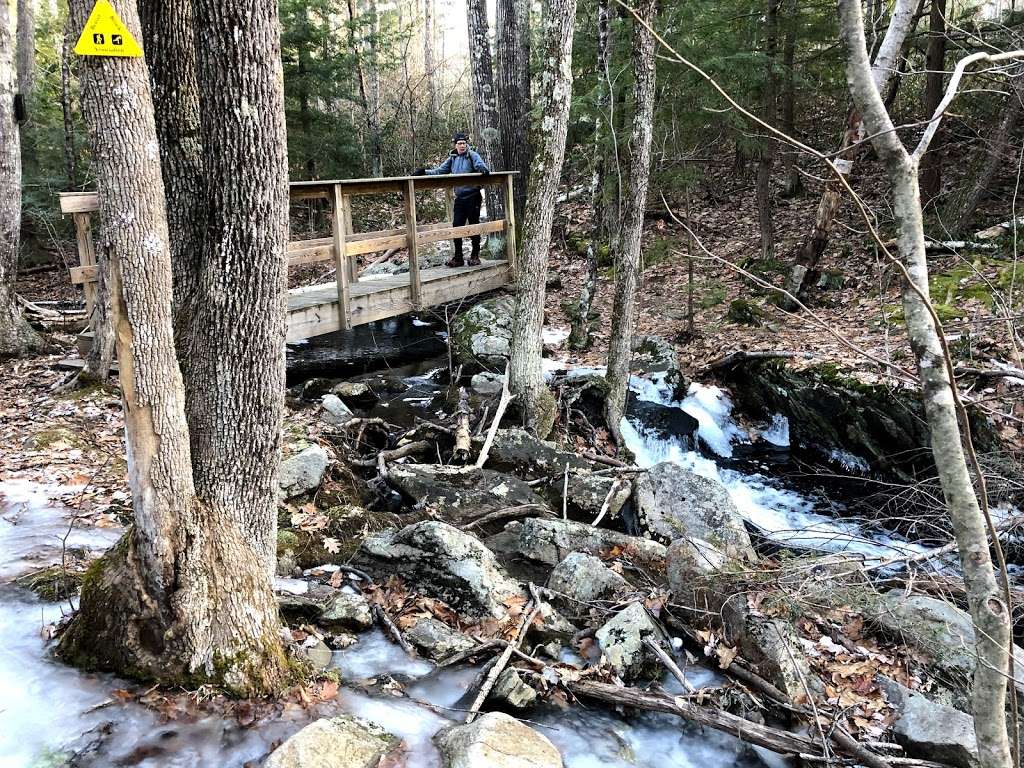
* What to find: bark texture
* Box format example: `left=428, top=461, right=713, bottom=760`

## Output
left=756, top=0, right=780, bottom=260
left=0, top=0, right=38, bottom=359
left=138, top=0, right=205, bottom=350
left=184, top=0, right=291, bottom=574
left=58, top=0, right=286, bottom=696
left=507, top=0, right=577, bottom=438
left=782, top=0, right=917, bottom=307
left=16, top=0, right=33, bottom=97
left=496, top=0, right=531, bottom=216
left=603, top=0, right=656, bottom=443
left=568, top=0, right=612, bottom=352
left=919, top=0, right=946, bottom=203
left=839, top=3, right=1013, bottom=765
left=467, top=0, right=503, bottom=221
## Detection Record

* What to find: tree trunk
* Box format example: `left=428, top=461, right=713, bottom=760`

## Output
left=0, top=0, right=38, bottom=359
left=919, top=0, right=946, bottom=204
left=603, top=0, right=656, bottom=443
left=183, top=0, right=291, bottom=575
left=58, top=0, right=287, bottom=697
left=16, top=0, right=33, bottom=97
left=496, top=0, right=531, bottom=217
left=756, top=0, right=780, bottom=261
left=949, top=75, right=1024, bottom=235
left=59, top=14, right=77, bottom=188
left=467, top=0, right=503, bottom=221
left=507, top=0, right=577, bottom=438
left=779, top=0, right=801, bottom=197
left=839, top=4, right=1013, bottom=766
left=423, top=0, right=438, bottom=117
left=568, top=0, right=612, bottom=351
left=345, top=0, right=383, bottom=177
left=138, top=0, right=205, bottom=352
left=781, top=0, right=918, bottom=308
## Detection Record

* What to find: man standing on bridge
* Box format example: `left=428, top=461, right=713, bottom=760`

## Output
left=414, top=132, right=489, bottom=267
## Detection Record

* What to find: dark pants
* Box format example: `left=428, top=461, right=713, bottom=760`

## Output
left=453, top=191, right=482, bottom=262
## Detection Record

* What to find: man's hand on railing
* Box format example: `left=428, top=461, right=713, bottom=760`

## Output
left=411, top=167, right=427, bottom=176
left=479, top=168, right=490, bottom=176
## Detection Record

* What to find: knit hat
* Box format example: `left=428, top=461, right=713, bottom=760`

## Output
left=453, top=131, right=469, bottom=143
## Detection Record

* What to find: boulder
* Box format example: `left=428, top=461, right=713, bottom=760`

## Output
left=320, top=591, right=373, bottom=631
left=386, top=463, right=552, bottom=526
left=294, top=636, right=333, bottom=671
left=264, top=715, right=399, bottom=768
left=483, top=428, right=593, bottom=479
left=450, top=295, right=515, bottom=372
left=436, top=712, right=563, bottom=768
left=404, top=618, right=477, bottom=661
left=332, top=380, right=377, bottom=407
left=279, top=444, right=330, bottom=498
left=880, top=680, right=979, bottom=768
left=512, top=518, right=666, bottom=567
left=630, top=335, right=688, bottom=401
left=320, top=394, right=354, bottom=426
left=632, top=462, right=754, bottom=558
left=595, top=602, right=670, bottom=681
left=490, top=668, right=538, bottom=710
left=357, top=521, right=524, bottom=618
left=300, top=377, right=335, bottom=400
left=470, top=372, right=505, bottom=395
left=666, top=537, right=729, bottom=613
left=548, top=552, right=627, bottom=607
left=560, top=472, right=631, bottom=520
left=625, top=398, right=699, bottom=448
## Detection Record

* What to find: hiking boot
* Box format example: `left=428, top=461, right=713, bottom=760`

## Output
left=467, top=255, right=481, bottom=266
left=446, top=256, right=465, bottom=268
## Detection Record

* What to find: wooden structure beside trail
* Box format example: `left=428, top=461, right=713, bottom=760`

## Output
left=59, top=172, right=517, bottom=344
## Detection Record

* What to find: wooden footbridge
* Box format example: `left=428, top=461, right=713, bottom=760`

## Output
left=59, top=172, right=517, bottom=344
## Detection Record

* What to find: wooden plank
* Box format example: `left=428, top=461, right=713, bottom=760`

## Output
left=504, top=173, right=518, bottom=278
left=60, top=192, right=99, bottom=213
left=72, top=213, right=97, bottom=314
left=331, top=184, right=352, bottom=331
left=404, top=179, right=421, bottom=306
left=344, top=233, right=409, bottom=257
left=69, top=264, right=99, bottom=285
left=445, top=189, right=455, bottom=222
left=342, top=194, right=357, bottom=282
left=417, top=220, right=504, bottom=246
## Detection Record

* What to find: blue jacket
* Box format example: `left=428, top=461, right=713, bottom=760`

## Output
left=426, top=149, right=489, bottom=198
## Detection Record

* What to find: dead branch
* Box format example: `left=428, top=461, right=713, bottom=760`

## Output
left=475, top=363, right=513, bottom=469
left=453, top=387, right=471, bottom=462
left=349, top=440, right=432, bottom=467
left=373, top=604, right=415, bottom=656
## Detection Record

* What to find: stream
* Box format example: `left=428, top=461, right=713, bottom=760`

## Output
left=0, top=320, right=951, bottom=767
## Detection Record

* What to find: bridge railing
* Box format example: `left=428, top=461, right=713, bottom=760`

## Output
left=58, top=171, right=518, bottom=332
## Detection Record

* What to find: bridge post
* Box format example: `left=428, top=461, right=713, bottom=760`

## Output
left=403, top=179, right=422, bottom=307
left=72, top=213, right=97, bottom=317
left=331, top=183, right=353, bottom=330
left=342, top=194, right=357, bottom=283
left=503, top=173, right=517, bottom=278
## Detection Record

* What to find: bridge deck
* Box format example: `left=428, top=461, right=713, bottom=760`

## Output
left=286, top=260, right=509, bottom=340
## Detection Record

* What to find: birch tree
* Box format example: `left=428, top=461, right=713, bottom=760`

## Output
left=839, top=2, right=1017, bottom=763
left=781, top=0, right=917, bottom=307
left=0, top=0, right=39, bottom=359
left=604, top=0, right=656, bottom=443
left=507, top=0, right=577, bottom=438
left=58, top=0, right=287, bottom=696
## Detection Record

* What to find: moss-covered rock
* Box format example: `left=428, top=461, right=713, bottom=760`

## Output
left=278, top=505, right=402, bottom=568
left=726, top=298, right=764, bottom=327
left=449, top=295, right=515, bottom=373
left=16, top=565, right=84, bottom=601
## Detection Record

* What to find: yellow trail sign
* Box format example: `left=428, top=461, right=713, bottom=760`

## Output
left=74, top=0, right=143, bottom=58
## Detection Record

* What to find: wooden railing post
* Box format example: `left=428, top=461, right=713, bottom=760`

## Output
left=404, top=179, right=422, bottom=307
left=503, top=173, right=518, bottom=277
left=72, top=213, right=97, bottom=317
left=331, top=183, right=353, bottom=330
left=342, top=193, right=357, bottom=283
left=445, top=188, right=455, bottom=225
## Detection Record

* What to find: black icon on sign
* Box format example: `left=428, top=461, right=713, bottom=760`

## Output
left=93, top=33, right=104, bottom=44
left=112, top=34, right=123, bottom=45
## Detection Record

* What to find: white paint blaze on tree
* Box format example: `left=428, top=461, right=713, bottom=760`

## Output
left=58, top=0, right=288, bottom=696
left=0, top=0, right=40, bottom=359
left=838, top=2, right=1015, bottom=765
left=507, top=0, right=577, bottom=438
left=604, top=0, right=657, bottom=442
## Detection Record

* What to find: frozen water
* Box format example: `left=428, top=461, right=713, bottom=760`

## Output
left=828, top=448, right=871, bottom=474
left=542, top=326, right=570, bottom=345
left=333, top=629, right=434, bottom=680
left=762, top=414, right=791, bottom=447
left=273, top=577, right=309, bottom=595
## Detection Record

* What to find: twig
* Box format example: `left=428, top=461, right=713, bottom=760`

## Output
left=591, top=476, right=629, bottom=528
left=645, top=638, right=696, bottom=693
left=463, top=504, right=554, bottom=531
left=373, top=604, right=415, bottom=656
left=475, top=362, right=514, bottom=469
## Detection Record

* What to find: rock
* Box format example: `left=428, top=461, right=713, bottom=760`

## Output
left=436, top=712, right=563, bottom=768
left=331, top=380, right=377, bottom=407
left=386, top=463, right=552, bottom=526
left=357, top=521, right=524, bottom=618
left=625, top=398, right=699, bottom=448
left=560, top=472, right=631, bottom=520
left=295, top=636, right=333, bottom=671
left=666, top=537, right=729, bottom=613
left=264, top=715, right=399, bottom=768
left=630, top=335, right=688, bottom=400
left=879, top=679, right=979, bottom=768
left=512, top=518, right=666, bottom=567
left=471, top=372, right=505, bottom=395
left=320, top=591, right=374, bottom=631
left=276, top=506, right=401, bottom=569
left=631, top=462, right=754, bottom=558
left=320, top=394, right=354, bottom=426
left=726, top=298, right=764, bottom=327
left=279, top=444, right=330, bottom=498
left=490, top=668, right=538, bottom=710
left=300, top=377, right=335, bottom=400
left=547, top=552, right=627, bottom=607
left=483, top=428, right=593, bottom=479
left=595, top=602, right=670, bottom=681
left=404, top=618, right=477, bottom=661
left=450, top=295, right=515, bottom=372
